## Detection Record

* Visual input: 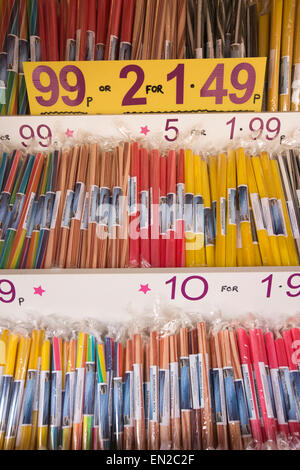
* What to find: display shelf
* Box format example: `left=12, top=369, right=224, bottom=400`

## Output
left=0, top=112, right=299, bottom=151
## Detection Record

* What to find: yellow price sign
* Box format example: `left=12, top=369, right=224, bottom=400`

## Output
left=24, top=58, right=266, bottom=115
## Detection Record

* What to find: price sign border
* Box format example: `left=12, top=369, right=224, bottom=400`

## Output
left=24, top=58, right=267, bottom=115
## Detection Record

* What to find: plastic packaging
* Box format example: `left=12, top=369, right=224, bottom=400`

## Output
left=0, top=311, right=300, bottom=450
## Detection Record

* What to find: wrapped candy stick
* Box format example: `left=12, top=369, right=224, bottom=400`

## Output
left=265, top=330, right=289, bottom=437
left=0, top=333, right=19, bottom=449
left=0, top=329, right=10, bottom=394
left=249, top=328, right=277, bottom=444
left=229, top=328, right=252, bottom=448
left=49, top=336, right=63, bottom=451
left=189, top=329, right=201, bottom=450
left=169, top=333, right=181, bottom=450
left=16, top=330, right=45, bottom=450
left=282, top=329, right=300, bottom=426
left=179, top=328, right=192, bottom=449
left=219, top=328, right=243, bottom=450
left=123, top=338, right=134, bottom=450
left=159, top=334, right=171, bottom=450
left=176, top=149, right=185, bottom=267
left=96, top=342, right=109, bottom=450
left=197, top=321, right=214, bottom=449
left=133, top=334, right=146, bottom=449
left=82, top=334, right=96, bottom=450
left=3, top=334, right=31, bottom=450
left=210, top=330, right=228, bottom=449
left=37, top=337, right=51, bottom=450
left=72, top=332, right=87, bottom=450
left=113, top=341, right=124, bottom=450
left=237, top=327, right=263, bottom=445
left=61, top=337, right=76, bottom=450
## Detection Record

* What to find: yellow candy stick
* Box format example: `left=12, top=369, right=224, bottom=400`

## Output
left=268, top=0, right=283, bottom=111
left=3, top=336, right=31, bottom=450
left=258, top=0, right=270, bottom=58
left=236, top=148, right=255, bottom=266
left=37, top=338, right=51, bottom=450
left=245, top=153, right=262, bottom=267
left=260, top=151, right=290, bottom=265
left=0, top=333, right=19, bottom=449
left=249, top=207, right=263, bottom=266
left=258, top=0, right=270, bottom=110
left=72, top=332, right=87, bottom=450
left=17, top=330, right=44, bottom=450
left=0, top=329, right=10, bottom=378
left=291, top=0, right=300, bottom=111
left=208, top=155, right=218, bottom=244
left=270, top=158, right=299, bottom=266
left=201, top=157, right=215, bottom=267
left=251, top=155, right=281, bottom=265
left=185, top=150, right=195, bottom=267
left=30, top=331, right=45, bottom=450
left=226, top=150, right=237, bottom=267
left=62, top=337, right=76, bottom=450
left=194, top=154, right=205, bottom=266
left=246, top=154, right=272, bottom=266
left=216, top=153, right=227, bottom=267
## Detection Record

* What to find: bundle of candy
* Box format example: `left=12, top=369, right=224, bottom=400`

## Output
left=0, top=312, right=299, bottom=450
left=0, top=141, right=299, bottom=269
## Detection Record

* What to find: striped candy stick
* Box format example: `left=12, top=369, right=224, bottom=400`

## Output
left=61, top=337, right=76, bottom=450
left=113, top=341, right=124, bottom=449
left=26, top=153, right=51, bottom=268
left=28, top=0, right=41, bottom=61
left=96, top=341, right=110, bottom=450
left=37, top=337, right=51, bottom=450
left=82, top=334, right=96, bottom=450
left=0, top=150, right=27, bottom=267
left=72, top=332, right=87, bottom=450
left=3, top=335, right=31, bottom=450
left=123, top=338, right=134, bottom=450
left=49, top=336, right=63, bottom=450
left=0, top=0, right=14, bottom=115
left=34, top=150, right=59, bottom=268
left=8, top=153, right=45, bottom=269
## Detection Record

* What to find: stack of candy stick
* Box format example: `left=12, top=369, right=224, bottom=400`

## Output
left=0, top=312, right=300, bottom=450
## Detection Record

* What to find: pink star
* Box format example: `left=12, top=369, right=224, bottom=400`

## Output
left=139, top=284, right=151, bottom=294
left=34, top=286, right=46, bottom=296
left=65, top=128, right=74, bottom=138
left=140, top=126, right=150, bottom=136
